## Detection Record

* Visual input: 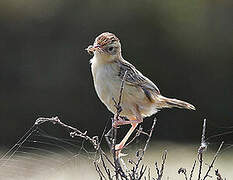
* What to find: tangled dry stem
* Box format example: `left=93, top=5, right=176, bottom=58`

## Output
left=178, top=119, right=225, bottom=180
left=35, top=115, right=226, bottom=180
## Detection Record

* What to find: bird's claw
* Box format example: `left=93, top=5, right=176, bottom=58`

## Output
left=112, top=119, right=127, bottom=128
left=114, top=144, right=128, bottom=158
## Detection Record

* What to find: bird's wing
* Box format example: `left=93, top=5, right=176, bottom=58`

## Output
left=116, top=60, right=160, bottom=101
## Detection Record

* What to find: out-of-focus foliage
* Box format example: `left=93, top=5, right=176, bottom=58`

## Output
left=0, top=0, right=232, bottom=145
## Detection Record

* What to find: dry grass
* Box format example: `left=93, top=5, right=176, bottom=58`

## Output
left=0, top=141, right=232, bottom=180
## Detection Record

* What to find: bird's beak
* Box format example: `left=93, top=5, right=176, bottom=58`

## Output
left=85, top=45, right=101, bottom=54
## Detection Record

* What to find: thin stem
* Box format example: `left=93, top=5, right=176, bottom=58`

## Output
left=112, top=70, right=128, bottom=180
left=198, top=119, right=207, bottom=180
left=189, top=160, right=196, bottom=180
left=202, top=141, right=224, bottom=180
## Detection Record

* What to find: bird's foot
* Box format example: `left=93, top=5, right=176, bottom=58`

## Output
left=112, top=119, right=129, bottom=128
left=115, top=143, right=127, bottom=158
left=113, top=115, right=140, bottom=128
left=112, top=115, right=127, bottom=128
left=112, top=117, right=142, bottom=128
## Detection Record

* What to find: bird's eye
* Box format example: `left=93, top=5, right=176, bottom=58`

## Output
left=108, top=47, right=114, bottom=51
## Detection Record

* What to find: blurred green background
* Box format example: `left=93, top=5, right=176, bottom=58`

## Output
left=0, top=0, right=232, bottom=146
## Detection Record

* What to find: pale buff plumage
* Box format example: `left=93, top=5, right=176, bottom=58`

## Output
left=91, top=58, right=158, bottom=118
left=86, top=32, right=195, bottom=155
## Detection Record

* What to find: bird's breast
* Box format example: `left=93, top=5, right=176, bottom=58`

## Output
left=91, top=60, right=120, bottom=113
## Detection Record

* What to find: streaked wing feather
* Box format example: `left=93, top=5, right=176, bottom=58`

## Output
left=116, top=60, right=160, bottom=101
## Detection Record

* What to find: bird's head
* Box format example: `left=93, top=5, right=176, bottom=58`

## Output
left=86, top=32, right=122, bottom=62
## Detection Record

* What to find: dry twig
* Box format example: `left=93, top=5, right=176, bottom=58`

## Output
left=198, top=119, right=207, bottom=180
left=155, top=150, right=167, bottom=180
left=178, top=119, right=225, bottom=180
left=111, top=70, right=128, bottom=180
left=178, top=168, right=188, bottom=180
left=35, top=117, right=99, bottom=149
left=215, top=169, right=225, bottom=180
left=131, top=117, right=157, bottom=179
left=189, top=160, right=196, bottom=180
left=202, top=142, right=224, bottom=180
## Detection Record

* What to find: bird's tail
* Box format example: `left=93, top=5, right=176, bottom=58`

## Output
left=157, top=95, right=196, bottom=110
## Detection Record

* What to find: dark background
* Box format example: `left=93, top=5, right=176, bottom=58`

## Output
left=0, top=0, right=232, bottom=147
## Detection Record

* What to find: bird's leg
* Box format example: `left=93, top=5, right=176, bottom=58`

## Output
left=115, top=123, right=138, bottom=148
left=105, top=115, right=131, bottom=149
left=115, top=116, right=143, bottom=158
left=106, top=115, right=141, bottom=151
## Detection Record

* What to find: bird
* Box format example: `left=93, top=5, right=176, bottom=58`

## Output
left=86, top=32, right=195, bottom=157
